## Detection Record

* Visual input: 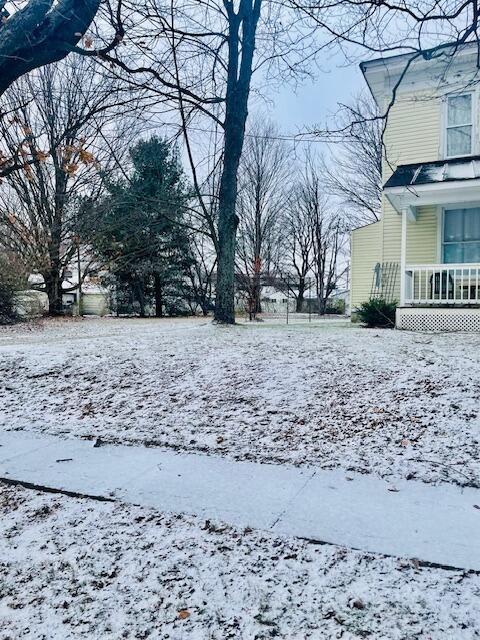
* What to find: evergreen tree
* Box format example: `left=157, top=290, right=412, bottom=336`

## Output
left=84, top=137, right=193, bottom=317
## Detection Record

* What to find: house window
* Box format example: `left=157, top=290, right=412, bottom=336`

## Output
left=445, top=94, right=473, bottom=157
left=443, top=207, right=480, bottom=263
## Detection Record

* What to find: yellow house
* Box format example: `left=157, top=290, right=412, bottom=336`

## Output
left=351, top=43, right=480, bottom=331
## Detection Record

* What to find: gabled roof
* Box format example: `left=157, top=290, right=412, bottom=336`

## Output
left=360, top=41, right=480, bottom=105
left=384, top=155, right=480, bottom=189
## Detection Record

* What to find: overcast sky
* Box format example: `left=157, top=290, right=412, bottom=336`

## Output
left=265, top=61, right=364, bottom=133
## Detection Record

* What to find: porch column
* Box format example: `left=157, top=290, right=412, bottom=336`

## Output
left=400, top=207, right=407, bottom=306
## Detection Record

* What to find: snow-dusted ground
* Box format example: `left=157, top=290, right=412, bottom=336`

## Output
left=1, top=316, right=480, bottom=487
left=2, top=481, right=480, bottom=640
left=4, top=431, right=480, bottom=570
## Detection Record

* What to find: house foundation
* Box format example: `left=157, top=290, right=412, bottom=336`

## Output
left=396, top=306, right=480, bottom=332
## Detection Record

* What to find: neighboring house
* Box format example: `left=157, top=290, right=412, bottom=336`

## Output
left=62, top=263, right=109, bottom=316
left=28, top=257, right=109, bottom=316
left=234, top=283, right=295, bottom=314
left=351, top=42, right=480, bottom=331
left=259, top=286, right=296, bottom=314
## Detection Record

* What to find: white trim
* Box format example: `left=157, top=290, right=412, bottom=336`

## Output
left=441, top=90, right=478, bottom=159
left=385, top=178, right=480, bottom=213
left=436, top=206, right=442, bottom=263
left=406, top=205, right=417, bottom=221
left=402, top=263, right=480, bottom=306
left=362, top=44, right=480, bottom=107
left=400, top=208, right=407, bottom=306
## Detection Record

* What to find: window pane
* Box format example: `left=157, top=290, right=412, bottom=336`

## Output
left=447, top=126, right=472, bottom=156
left=448, top=94, right=472, bottom=126
left=464, top=208, right=480, bottom=241
left=444, top=209, right=464, bottom=241
left=444, top=243, right=464, bottom=263
left=464, top=242, right=480, bottom=263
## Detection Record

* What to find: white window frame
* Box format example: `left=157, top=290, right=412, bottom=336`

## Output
left=442, top=91, right=477, bottom=159
left=440, top=203, right=480, bottom=264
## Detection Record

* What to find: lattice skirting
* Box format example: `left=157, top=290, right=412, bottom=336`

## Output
left=396, top=308, right=480, bottom=332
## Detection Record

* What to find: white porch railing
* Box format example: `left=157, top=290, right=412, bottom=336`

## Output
left=404, top=264, right=480, bottom=305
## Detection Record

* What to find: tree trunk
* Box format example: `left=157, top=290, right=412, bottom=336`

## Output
left=252, top=280, right=261, bottom=314
left=44, top=270, right=63, bottom=316
left=154, top=274, right=163, bottom=318
left=214, top=0, right=261, bottom=324
left=133, top=279, right=146, bottom=317
left=215, top=190, right=238, bottom=323
left=318, top=292, right=327, bottom=316
left=200, top=295, right=209, bottom=317
left=296, top=277, right=306, bottom=313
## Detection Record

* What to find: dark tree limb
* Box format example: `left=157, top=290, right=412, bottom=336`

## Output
left=0, top=0, right=101, bottom=96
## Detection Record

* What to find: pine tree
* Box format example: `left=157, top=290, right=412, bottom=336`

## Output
left=83, top=137, right=193, bottom=317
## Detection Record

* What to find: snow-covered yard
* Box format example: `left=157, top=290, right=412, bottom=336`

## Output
left=2, top=317, right=480, bottom=638
left=2, top=481, right=480, bottom=640
left=1, top=316, right=480, bottom=487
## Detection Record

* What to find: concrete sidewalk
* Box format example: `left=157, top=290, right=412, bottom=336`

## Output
left=1, top=431, right=479, bottom=570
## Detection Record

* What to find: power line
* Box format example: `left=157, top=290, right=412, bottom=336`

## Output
left=136, top=120, right=328, bottom=145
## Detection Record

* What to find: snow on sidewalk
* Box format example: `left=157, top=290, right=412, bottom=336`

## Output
left=1, top=430, right=479, bottom=571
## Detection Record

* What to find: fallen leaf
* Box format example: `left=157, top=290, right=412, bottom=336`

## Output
left=178, top=609, right=190, bottom=620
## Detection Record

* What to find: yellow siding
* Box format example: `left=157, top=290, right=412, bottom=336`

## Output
left=406, top=206, right=439, bottom=264
left=351, top=221, right=382, bottom=309
left=351, top=89, right=448, bottom=310
left=383, top=92, right=442, bottom=180
left=381, top=199, right=402, bottom=301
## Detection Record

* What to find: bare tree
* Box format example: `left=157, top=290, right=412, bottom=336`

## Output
left=236, top=121, right=289, bottom=318
left=88, top=0, right=321, bottom=323
left=293, top=1, right=480, bottom=141
left=0, top=56, right=135, bottom=314
left=0, top=0, right=103, bottom=96
left=280, top=184, right=315, bottom=313
left=311, top=204, right=346, bottom=315
left=321, top=93, right=382, bottom=225
left=184, top=233, right=217, bottom=316
left=293, top=156, right=346, bottom=314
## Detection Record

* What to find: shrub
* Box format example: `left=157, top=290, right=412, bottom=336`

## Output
left=0, top=253, right=20, bottom=324
left=325, top=299, right=346, bottom=315
left=357, top=298, right=397, bottom=328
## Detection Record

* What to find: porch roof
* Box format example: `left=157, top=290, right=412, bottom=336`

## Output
left=384, top=156, right=480, bottom=215
left=384, top=155, right=480, bottom=189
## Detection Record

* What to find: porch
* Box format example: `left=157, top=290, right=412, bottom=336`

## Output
left=404, top=263, right=480, bottom=305
left=384, top=155, right=480, bottom=330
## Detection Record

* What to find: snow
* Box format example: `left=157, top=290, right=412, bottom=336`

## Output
left=2, top=481, right=480, bottom=640
left=422, top=160, right=477, bottom=183
left=2, top=317, right=480, bottom=637
left=1, top=317, right=480, bottom=487
left=2, top=431, right=480, bottom=570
